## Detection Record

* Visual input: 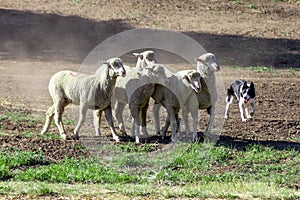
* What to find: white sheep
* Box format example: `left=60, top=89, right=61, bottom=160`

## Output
left=40, top=58, right=126, bottom=141
left=132, top=50, right=157, bottom=71
left=113, top=63, right=169, bottom=143
left=181, top=53, right=220, bottom=136
left=152, top=70, right=202, bottom=141
left=106, top=50, right=160, bottom=143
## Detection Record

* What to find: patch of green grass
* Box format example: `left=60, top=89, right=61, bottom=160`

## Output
left=0, top=149, right=49, bottom=180
left=0, top=142, right=299, bottom=198
left=0, top=111, right=41, bottom=124
left=1, top=181, right=299, bottom=199
left=115, top=142, right=157, bottom=153
left=63, top=119, right=74, bottom=126
left=0, top=185, right=13, bottom=195
left=153, top=143, right=300, bottom=187
left=23, top=131, right=35, bottom=138
left=14, top=157, right=138, bottom=184
left=228, top=65, right=275, bottom=73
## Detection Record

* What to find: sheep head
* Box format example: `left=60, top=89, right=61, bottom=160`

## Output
left=195, top=53, right=220, bottom=77
left=102, top=58, right=126, bottom=78
left=133, top=50, right=157, bottom=69
left=182, top=70, right=202, bottom=93
left=143, top=63, right=169, bottom=85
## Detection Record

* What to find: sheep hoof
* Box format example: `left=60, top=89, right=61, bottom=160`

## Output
left=113, top=135, right=120, bottom=142
left=135, top=136, right=140, bottom=144
left=61, top=133, right=67, bottom=140
left=72, top=134, right=79, bottom=140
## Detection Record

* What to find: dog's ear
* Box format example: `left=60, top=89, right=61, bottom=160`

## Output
left=250, top=82, right=254, bottom=88
left=243, top=81, right=248, bottom=89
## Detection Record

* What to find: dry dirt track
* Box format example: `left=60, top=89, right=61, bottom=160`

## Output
left=0, top=0, right=300, bottom=156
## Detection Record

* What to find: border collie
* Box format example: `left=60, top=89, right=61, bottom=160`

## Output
left=224, top=79, right=256, bottom=122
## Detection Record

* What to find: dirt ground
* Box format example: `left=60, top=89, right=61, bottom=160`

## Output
left=0, top=0, right=300, bottom=158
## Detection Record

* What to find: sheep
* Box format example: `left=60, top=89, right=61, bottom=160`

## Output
left=132, top=50, right=157, bottom=72
left=105, top=50, right=159, bottom=143
left=40, top=57, right=126, bottom=142
left=152, top=70, right=202, bottom=142
left=181, top=53, right=220, bottom=136
left=112, top=63, right=169, bottom=143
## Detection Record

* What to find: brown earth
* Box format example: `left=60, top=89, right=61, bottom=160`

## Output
left=0, top=0, right=300, bottom=160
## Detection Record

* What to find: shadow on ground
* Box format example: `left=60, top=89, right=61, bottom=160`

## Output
left=216, top=135, right=300, bottom=152
left=0, top=9, right=299, bottom=67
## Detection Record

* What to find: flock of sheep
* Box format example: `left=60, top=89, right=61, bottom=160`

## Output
left=41, top=50, right=220, bottom=143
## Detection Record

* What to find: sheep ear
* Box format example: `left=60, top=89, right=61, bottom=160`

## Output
left=195, top=58, right=202, bottom=62
left=101, top=61, right=109, bottom=65
left=133, top=53, right=144, bottom=59
left=183, top=74, right=191, bottom=83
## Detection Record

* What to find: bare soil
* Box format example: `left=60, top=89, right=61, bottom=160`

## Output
left=0, top=0, right=300, bottom=159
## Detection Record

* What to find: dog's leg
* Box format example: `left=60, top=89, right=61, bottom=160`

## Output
left=250, top=98, right=256, bottom=116
left=238, top=101, right=247, bottom=122
left=245, top=105, right=251, bottom=119
left=224, top=96, right=233, bottom=119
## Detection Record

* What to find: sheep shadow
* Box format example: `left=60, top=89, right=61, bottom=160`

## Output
left=215, top=135, right=300, bottom=152
left=118, top=132, right=300, bottom=153
left=117, top=131, right=205, bottom=144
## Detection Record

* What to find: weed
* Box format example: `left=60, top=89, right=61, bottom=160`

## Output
left=233, top=0, right=243, bottom=4
left=69, top=0, right=81, bottom=4
left=248, top=3, right=257, bottom=9
left=36, top=185, right=58, bottom=196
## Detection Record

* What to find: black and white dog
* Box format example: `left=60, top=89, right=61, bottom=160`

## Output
left=224, top=79, right=256, bottom=122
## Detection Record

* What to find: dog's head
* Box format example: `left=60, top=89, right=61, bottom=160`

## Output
left=241, top=82, right=255, bottom=103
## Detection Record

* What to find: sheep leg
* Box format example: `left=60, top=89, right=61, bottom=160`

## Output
left=152, top=103, right=161, bottom=135
left=114, top=101, right=127, bottom=135
left=190, top=109, right=199, bottom=142
left=41, top=105, right=55, bottom=135
left=73, top=104, right=88, bottom=140
left=140, top=102, right=149, bottom=137
left=175, top=112, right=180, bottom=134
left=93, top=109, right=102, bottom=136
left=53, top=101, right=67, bottom=140
left=129, top=105, right=140, bottom=143
left=181, top=106, right=191, bottom=134
left=161, top=117, right=170, bottom=140
left=205, top=105, right=215, bottom=134
left=104, top=107, right=120, bottom=142
left=166, top=107, right=177, bottom=141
